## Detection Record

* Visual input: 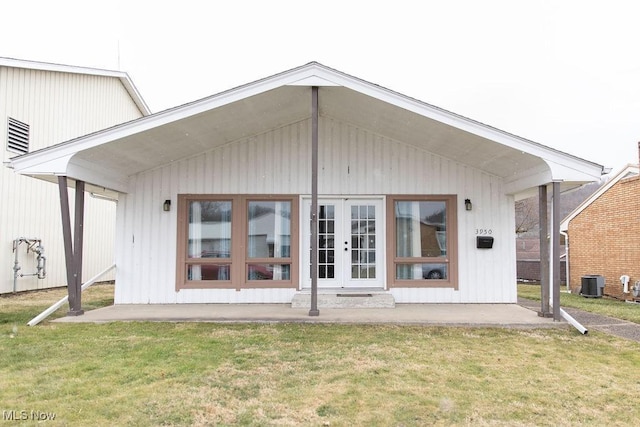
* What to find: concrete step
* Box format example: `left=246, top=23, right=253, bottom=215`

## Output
left=291, top=291, right=395, bottom=308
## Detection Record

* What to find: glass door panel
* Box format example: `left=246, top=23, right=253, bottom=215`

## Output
left=302, top=198, right=384, bottom=289
left=344, top=200, right=383, bottom=287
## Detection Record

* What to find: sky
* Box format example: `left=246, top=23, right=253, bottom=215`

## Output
left=1, top=0, right=639, bottom=173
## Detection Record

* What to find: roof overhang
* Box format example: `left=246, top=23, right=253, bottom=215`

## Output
left=9, top=62, right=603, bottom=197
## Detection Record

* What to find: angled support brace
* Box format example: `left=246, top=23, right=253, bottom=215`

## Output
left=58, top=176, right=85, bottom=316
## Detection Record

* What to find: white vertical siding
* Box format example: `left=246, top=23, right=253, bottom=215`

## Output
left=0, top=66, right=144, bottom=293
left=116, top=116, right=517, bottom=304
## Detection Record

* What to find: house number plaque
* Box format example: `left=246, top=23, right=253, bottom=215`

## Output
left=475, top=229, right=493, bottom=235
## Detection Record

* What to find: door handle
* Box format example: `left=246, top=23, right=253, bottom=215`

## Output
left=345, top=241, right=348, bottom=251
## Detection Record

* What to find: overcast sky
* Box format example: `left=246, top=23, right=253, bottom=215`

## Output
left=2, top=0, right=639, bottom=173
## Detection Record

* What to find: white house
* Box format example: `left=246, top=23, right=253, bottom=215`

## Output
left=9, top=63, right=603, bottom=312
left=1, top=57, right=149, bottom=294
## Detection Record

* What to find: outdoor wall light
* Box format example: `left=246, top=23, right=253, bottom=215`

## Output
left=163, top=199, right=171, bottom=212
left=465, top=199, right=472, bottom=211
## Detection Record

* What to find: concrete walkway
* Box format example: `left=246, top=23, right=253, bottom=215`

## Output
left=54, top=302, right=561, bottom=328
left=518, top=297, right=640, bottom=342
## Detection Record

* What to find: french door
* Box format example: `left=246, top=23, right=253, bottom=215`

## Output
left=302, top=198, right=384, bottom=289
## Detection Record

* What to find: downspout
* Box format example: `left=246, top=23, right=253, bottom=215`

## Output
left=557, top=193, right=587, bottom=334
left=27, top=264, right=116, bottom=326
left=560, top=308, right=588, bottom=334
left=560, top=230, right=570, bottom=292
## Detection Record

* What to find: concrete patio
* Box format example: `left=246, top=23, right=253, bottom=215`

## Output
left=53, top=302, right=562, bottom=328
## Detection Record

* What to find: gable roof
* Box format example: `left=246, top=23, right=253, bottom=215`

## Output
left=560, top=164, right=640, bottom=231
left=8, top=62, right=603, bottom=196
left=0, top=57, right=151, bottom=116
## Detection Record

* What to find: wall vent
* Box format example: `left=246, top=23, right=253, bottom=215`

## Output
left=7, top=117, right=30, bottom=154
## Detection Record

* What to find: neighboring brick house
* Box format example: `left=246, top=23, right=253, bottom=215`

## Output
left=560, top=162, right=640, bottom=300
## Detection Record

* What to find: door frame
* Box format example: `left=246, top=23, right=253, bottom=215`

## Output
left=300, top=195, right=386, bottom=290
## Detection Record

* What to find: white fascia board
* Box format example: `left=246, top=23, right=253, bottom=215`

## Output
left=0, top=56, right=126, bottom=77
left=504, top=158, right=602, bottom=196
left=12, top=155, right=129, bottom=193
left=118, top=76, right=151, bottom=116
left=12, top=154, right=73, bottom=175
left=559, top=164, right=639, bottom=231
left=287, top=76, right=341, bottom=86
left=66, top=159, right=130, bottom=193
left=544, top=158, right=603, bottom=183
left=504, top=164, right=553, bottom=195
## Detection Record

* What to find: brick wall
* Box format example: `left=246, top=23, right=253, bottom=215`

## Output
left=567, top=175, right=640, bottom=300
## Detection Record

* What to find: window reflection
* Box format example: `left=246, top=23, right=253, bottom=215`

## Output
left=394, top=200, right=449, bottom=281
left=188, top=201, right=232, bottom=259
left=247, top=201, right=291, bottom=258
left=395, top=201, right=447, bottom=258
left=396, top=263, right=448, bottom=280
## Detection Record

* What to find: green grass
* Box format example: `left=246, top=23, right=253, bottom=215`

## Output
left=518, top=284, right=640, bottom=324
left=1, top=285, right=640, bottom=426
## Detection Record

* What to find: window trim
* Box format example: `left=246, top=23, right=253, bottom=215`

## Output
left=176, top=194, right=299, bottom=291
left=386, top=195, right=458, bottom=289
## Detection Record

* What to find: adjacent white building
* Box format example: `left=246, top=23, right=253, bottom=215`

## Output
left=1, top=57, right=149, bottom=293
left=10, top=63, right=603, bottom=308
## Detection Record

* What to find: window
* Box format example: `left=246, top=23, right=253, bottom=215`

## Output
left=186, top=199, right=233, bottom=282
left=387, top=195, right=457, bottom=288
left=247, top=201, right=292, bottom=281
left=176, top=195, right=298, bottom=290
left=7, top=117, right=29, bottom=154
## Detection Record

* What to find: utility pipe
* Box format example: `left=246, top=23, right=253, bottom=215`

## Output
left=27, top=264, right=115, bottom=326
left=13, top=240, right=21, bottom=293
left=560, top=230, right=570, bottom=292
left=12, top=238, right=46, bottom=292
left=560, top=307, right=588, bottom=335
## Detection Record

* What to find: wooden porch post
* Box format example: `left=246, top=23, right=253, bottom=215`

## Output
left=552, top=181, right=561, bottom=321
left=57, top=176, right=85, bottom=316
left=538, top=185, right=551, bottom=317
left=309, top=86, right=320, bottom=316
left=73, top=179, right=85, bottom=315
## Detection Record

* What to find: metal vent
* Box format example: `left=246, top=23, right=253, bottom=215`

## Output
left=7, top=117, right=30, bottom=154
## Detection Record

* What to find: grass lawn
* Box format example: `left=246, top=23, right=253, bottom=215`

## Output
left=518, top=284, right=640, bottom=324
left=1, top=285, right=639, bottom=426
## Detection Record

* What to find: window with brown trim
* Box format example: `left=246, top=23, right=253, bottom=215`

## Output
left=176, top=195, right=298, bottom=290
left=386, top=195, right=458, bottom=289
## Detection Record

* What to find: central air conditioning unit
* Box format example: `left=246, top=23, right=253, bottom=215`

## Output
left=580, top=275, right=605, bottom=298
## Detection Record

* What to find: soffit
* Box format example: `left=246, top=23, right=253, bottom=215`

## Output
left=319, top=86, right=545, bottom=179
left=72, top=85, right=544, bottom=182
left=72, top=85, right=311, bottom=176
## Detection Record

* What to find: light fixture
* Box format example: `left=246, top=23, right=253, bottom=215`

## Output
left=465, top=199, right=472, bottom=211
left=163, top=199, right=171, bottom=212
